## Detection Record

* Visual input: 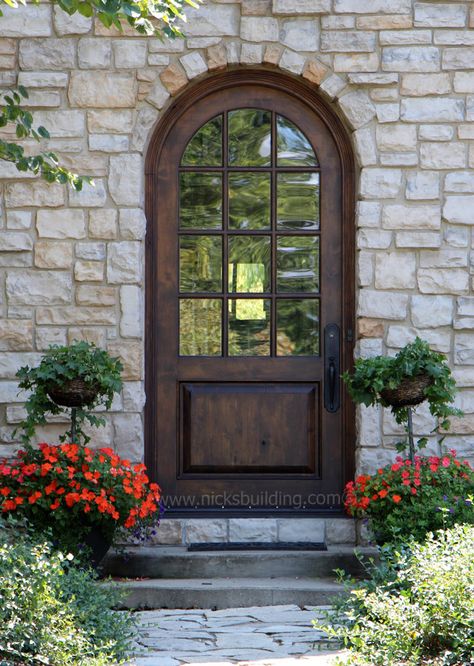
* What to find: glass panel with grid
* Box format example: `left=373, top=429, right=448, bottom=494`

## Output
left=178, top=110, right=321, bottom=357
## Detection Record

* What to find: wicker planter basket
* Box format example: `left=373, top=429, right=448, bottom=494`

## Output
left=380, top=373, right=432, bottom=408
left=48, top=379, right=99, bottom=408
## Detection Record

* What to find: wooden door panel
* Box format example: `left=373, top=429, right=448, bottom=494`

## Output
left=145, top=71, right=355, bottom=514
left=180, top=383, right=318, bottom=475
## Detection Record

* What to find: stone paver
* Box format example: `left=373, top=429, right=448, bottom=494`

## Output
left=126, top=605, right=344, bottom=666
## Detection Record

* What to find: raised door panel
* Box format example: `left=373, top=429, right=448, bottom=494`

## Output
left=180, top=383, right=319, bottom=475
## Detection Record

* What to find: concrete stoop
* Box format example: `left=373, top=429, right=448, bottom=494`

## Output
left=103, top=545, right=375, bottom=610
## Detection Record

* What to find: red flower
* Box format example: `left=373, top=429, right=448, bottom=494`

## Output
left=28, top=491, right=42, bottom=504
left=392, top=495, right=402, bottom=504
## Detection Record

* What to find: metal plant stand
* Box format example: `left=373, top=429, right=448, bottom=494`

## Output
left=70, top=407, right=78, bottom=444
left=406, top=406, right=416, bottom=464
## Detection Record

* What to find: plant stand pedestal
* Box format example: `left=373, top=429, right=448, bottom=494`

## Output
left=406, top=406, right=415, bottom=464
left=70, top=407, right=78, bottom=444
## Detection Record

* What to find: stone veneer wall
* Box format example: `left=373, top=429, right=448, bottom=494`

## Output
left=1, top=0, right=474, bottom=473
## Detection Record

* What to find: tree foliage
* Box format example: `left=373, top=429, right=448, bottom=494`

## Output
left=0, top=87, right=90, bottom=189
left=0, top=0, right=200, bottom=186
left=1, top=0, right=199, bottom=38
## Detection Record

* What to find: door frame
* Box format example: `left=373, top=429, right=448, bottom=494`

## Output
left=144, top=68, right=356, bottom=513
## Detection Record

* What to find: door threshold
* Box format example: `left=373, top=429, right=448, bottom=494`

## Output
left=188, top=541, right=327, bottom=552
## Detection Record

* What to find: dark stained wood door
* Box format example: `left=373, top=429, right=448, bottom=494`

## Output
left=146, top=71, right=355, bottom=515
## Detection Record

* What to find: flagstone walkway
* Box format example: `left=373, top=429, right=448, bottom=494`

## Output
left=127, top=604, right=345, bottom=666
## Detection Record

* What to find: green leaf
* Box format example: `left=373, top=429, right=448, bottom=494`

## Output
left=37, top=126, right=50, bottom=139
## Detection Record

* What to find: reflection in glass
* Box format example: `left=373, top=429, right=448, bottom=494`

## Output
left=179, top=299, right=222, bottom=356
left=229, top=299, right=270, bottom=356
left=228, top=109, right=271, bottom=167
left=179, top=236, right=222, bottom=293
left=229, top=173, right=271, bottom=230
left=277, top=173, right=319, bottom=231
left=277, top=299, right=320, bottom=356
left=181, top=115, right=223, bottom=166
left=179, top=173, right=222, bottom=229
left=277, top=236, right=319, bottom=293
left=228, top=236, right=271, bottom=293
left=277, top=115, right=318, bottom=167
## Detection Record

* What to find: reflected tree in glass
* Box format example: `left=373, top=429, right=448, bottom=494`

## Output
left=228, top=109, right=271, bottom=167
left=277, top=236, right=319, bottom=293
left=180, top=173, right=222, bottom=229
left=180, top=299, right=222, bottom=356
left=277, top=115, right=318, bottom=167
left=277, top=299, right=320, bottom=356
left=277, top=173, right=320, bottom=231
left=180, top=236, right=222, bottom=293
left=229, top=173, right=271, bottom=230
left=181, top=115, right=223, bottom=167
left=228, top=236, right=271, bottom=293
left=228, top=299, right=271, bottom=356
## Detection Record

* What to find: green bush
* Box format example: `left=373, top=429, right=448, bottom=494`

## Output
left=316, top=525, right=474, bottom=665
left=0, top=519, right=134, bottom=665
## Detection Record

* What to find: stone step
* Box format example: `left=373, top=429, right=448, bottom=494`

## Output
left=111, top=577, right=346, bottom=610
left=103, top=545, right=375, bottom=580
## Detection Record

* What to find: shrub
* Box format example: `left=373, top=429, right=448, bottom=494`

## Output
left=316, top=524, right=474, bottom=665
left=344, top=451, right=474, bottom=545
left=0, top=518, right=134, bottom=665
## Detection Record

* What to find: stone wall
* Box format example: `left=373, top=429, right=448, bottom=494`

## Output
left=1, top=0, right=474, bottom=469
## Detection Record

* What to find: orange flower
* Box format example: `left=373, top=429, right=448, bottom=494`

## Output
left=392, top=494, right=402, bottom=504
left=40, top=463, right=52, bottom=476
left=65, top=492, right=80, bottom=508
left=28, top=491, right=42, bottom=504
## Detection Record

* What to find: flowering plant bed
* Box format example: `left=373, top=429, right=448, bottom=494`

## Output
left=345, top=450, right=474, bottom=545
left=0, top=443, right=161, bottom=557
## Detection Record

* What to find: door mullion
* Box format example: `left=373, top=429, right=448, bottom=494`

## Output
left=223, top=110, right=229, bottom=357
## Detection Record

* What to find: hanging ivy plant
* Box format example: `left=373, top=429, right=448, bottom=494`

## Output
left=342, top=337, right=461, bottom=431
left=15, top=342, right=123, bottom=445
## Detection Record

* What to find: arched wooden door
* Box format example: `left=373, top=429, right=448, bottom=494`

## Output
left=146, top=71, right=355, bottom=516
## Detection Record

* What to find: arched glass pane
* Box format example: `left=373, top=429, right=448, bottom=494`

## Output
left=181, top=115, right=223, bottom=166
left=277, top=115, right=318, bottom=167
left=277, top=173, right=320, bottom=231
left=228, top=109, right=271, bottom=166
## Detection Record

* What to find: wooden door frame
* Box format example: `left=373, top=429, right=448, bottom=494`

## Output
left=145, top=68, right=356, bottom=507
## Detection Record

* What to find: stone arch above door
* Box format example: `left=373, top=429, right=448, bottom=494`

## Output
left=144, top=69, right=356, bottom=513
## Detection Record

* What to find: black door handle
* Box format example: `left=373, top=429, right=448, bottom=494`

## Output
left=324, top=324, right=340, bottom=413
left=329, top=358, right=336, bottom=407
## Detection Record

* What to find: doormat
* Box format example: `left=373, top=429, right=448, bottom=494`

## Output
left=188, top=542, right=327, bottom=552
